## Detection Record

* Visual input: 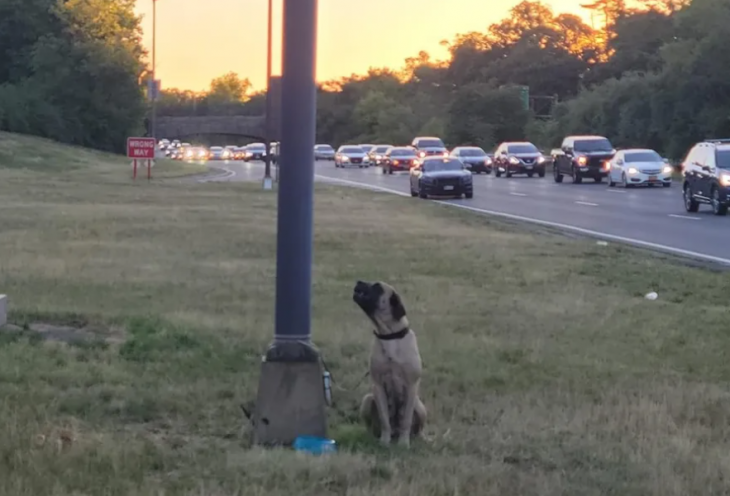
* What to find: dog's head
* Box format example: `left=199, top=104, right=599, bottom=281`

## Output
left=353, top=280, right=408, bottom=334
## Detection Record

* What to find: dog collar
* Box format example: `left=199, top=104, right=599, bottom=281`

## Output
left=373, top=328, right=410, bottom=340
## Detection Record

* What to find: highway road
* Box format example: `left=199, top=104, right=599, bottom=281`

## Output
left=199, top=160, right=730, bottom=266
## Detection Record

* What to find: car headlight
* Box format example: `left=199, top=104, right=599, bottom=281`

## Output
left=442, top=151, right=449, bottom=157
left=537, top=156, right=545, bottom=164
left=662, top=165, right=673, bottom=174
left=509, top=156, right=519, bottom=165
left=485, top=158, right=492, bottom=165
left=342, top=156, right=349, bottom=161
left=577, top=156, right=587, bottom=166
left=720, top=174, right=730, bottom=187
left=628, top=167, right=639, bottom=175
left=419, top=151, right=426, bottom=157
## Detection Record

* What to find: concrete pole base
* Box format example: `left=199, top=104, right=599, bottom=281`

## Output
left=262, top=176, right=274, bottom=191
left=252, top=339, right=327, bottom=446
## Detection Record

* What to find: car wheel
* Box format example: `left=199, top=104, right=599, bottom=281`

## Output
left=553, top=165, right=563, bottom=183
left=506, top=171, right=513, bottom=178
left=663, top=182, right=671, bottom=188
left=465, top=192, right=473, bottom=199
left=538, top=170, right=545, bottom=178
left=711, top=187, right=728, bottom=216
left=594, top=176, right=602, bottom=183
left=527, top=172, right=534, bottom=178
left=684, top=184, right=699, bottom=212
left=622, top=172, right=632, bottom=188
left=572, top=167, right=582, bottom=184
left=419, top=188, right=427, bottom=199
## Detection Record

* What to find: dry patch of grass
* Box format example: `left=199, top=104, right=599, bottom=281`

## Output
left=1, top=137, right=730, bottom=494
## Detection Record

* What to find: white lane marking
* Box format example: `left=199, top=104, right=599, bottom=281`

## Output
left=575, top=201, right=599, bottom=206
left=198, top=166, right=235, bottom=182
left=668, top=214, right=701, bottom=221
left=510, top=192, right=527, bottom=197
left=606, top=189, right=626, bottom=193
left=314, top=174, right=730, bottom=267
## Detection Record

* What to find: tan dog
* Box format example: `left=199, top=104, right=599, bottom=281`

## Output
left=352, top=280, right=427, bottom=448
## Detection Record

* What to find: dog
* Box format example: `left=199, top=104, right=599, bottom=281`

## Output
left=352, top=280, right=427, bottom=447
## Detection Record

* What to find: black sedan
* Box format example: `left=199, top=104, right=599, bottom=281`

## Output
left=450, top=146, right=492, bottom=174
left=410, top=157, right=473, bottom=199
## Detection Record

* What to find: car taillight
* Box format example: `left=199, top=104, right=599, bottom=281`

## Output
left=393, top=160, right=399, bottom=165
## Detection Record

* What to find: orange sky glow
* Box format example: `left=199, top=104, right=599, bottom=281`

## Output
left=134, top=0, right=592, bottom=93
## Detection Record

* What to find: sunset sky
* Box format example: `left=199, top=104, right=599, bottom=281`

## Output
left=134, top=0, right=591, bottom=93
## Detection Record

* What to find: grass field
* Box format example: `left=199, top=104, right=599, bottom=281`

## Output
left=1, top=133, right=730, bottom=495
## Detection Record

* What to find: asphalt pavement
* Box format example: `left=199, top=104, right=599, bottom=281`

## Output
left=197, top=159, right=730, bottom=266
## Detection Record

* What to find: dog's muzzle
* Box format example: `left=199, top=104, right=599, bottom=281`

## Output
left=353, top=280, right=376, bottom=312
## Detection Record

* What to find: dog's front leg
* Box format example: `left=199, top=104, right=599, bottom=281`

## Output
left=398, top=384, right=418, bottom=448
left=371, top=383, right=392, bottom=446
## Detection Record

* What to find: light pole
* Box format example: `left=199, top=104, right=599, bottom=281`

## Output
left=151, top=0, right=157, bottom=144
left=262, top=0, right=274, bottom=190
left=253, top=0, right=324, bottom=445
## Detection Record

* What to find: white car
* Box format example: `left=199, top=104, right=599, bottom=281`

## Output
left=608, top=149, right=673, bottom=188
left=335, top=145, right=369, bottom=168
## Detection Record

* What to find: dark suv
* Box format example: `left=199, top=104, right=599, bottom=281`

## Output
left=682, top=139, right=730, bottom=216
left=552, top=135, right=615, bottom=184
left=411, top=136, right=448, bottom=159
left=493, top=141, right=546, bottom=178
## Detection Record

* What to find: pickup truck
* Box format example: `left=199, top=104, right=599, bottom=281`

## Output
left=552, top=135, right=616, bottom=184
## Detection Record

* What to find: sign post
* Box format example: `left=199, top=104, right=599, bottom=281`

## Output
left=127, top=137, right=156, bottom=181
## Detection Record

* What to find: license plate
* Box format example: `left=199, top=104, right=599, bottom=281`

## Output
left=443, top=185, right=454, bottom=191
left=649, top=175, right=657, bottom=181
left=525, top=165, right=533, bottom=169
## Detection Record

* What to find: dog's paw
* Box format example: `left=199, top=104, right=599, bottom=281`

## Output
left=397, top=436, right=410, bottom=449
left=379, top=434, right=391, bottom=446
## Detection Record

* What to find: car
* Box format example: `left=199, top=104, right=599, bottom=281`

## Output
left=607, top=149, right=673, bottom=188
left=493, top=141, right=547, bottom=178
left=410, top=157, right=473, bottom=199
left=552, top=135, right=615, bottom=184
left=335, top=145, right=369, bottom=168
left=185, top=146, right=208, bottom=161
left=381, top=146, right=418, bottom=174
left=450, top=146, right=492, bottom=174
left=682, top=139, right=730, bottom=216
left=411, top=136, right=449, bottom=159
left=244, top=143, right=267, bottom=161
left=368, top=145, right=392, bottom=165
left=208, top=146, right=231, bottom=160
left=314, top=144, right=335, bottom=160
left=232, top=146, right=246, bottom=160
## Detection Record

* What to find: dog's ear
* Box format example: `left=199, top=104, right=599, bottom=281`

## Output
left=389, top=292, right=406, bottom=321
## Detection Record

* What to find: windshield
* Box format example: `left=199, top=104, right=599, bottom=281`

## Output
left=416, top=138, right=445, bottom=148
left=423, top=159, right=463, bottom=172
left=315, top=145, right=333, bottom=150
left=341, top=147, right=364, bottom=153
left=391, top=149, right=416, bottom=157
left=507, top=144, right=538, bottom=154
left=624, top=151, right=661, bottom=163
left=375, top=146, right=391, bottom=153
left=248, top=144, right=265, bottom=149
left=460, top=148, right=487, bottom=157
left=574, top=139, right=613, bottom=152
left=360, top=145, right=374, bottom=152
left=210, top=147, right=222, bottom=150
left=715, top=150, right=730, bottom=169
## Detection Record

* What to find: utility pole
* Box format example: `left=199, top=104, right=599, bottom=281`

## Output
left=151, top=0, right=158, bottom=145
left=253, top=0, right=324, bottom=446
left=262, top=0, right=274, bottom=190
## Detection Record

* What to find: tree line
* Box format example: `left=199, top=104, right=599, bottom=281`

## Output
left=0, top=0, right=146, bottom=153
left=165, top=0, right=722, bottom=160
left=1, top=0, right=724, bottom=159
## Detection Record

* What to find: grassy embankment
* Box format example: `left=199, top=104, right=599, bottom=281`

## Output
left=0, top=132, right=729, bottom=495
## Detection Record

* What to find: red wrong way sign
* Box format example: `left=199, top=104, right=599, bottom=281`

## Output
left=127, top=137, right=156, bottom=159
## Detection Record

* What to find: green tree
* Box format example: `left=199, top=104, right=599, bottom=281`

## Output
left=207, top=72, right=251, bottom=104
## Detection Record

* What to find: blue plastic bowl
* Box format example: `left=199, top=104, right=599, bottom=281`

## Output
left=293, top=435, right=337, bottom=455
